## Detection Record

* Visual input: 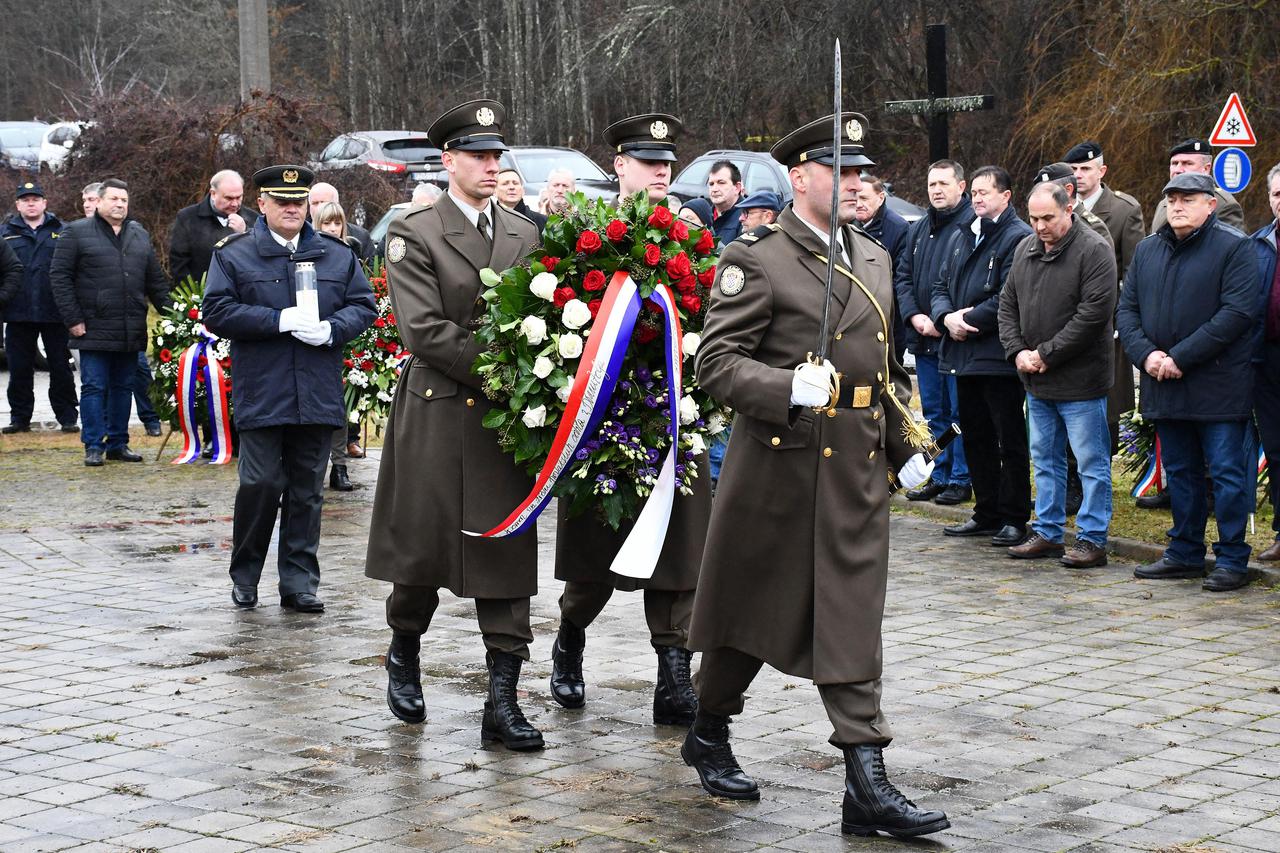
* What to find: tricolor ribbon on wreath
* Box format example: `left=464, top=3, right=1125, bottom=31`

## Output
left=465, top=271, right=684, bottom=580
left=1130, top=436, right=1163, bottom=498
left=172, top=327, right=233, bottom=465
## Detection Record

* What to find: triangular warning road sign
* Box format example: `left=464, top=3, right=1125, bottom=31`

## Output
left=1210, top=92, right=1257, bottom=147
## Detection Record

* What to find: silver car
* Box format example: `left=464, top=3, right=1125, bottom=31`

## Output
left=0, top=121, right=49, bottom=171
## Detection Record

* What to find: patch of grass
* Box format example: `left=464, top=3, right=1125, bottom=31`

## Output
left=92, top=732, right=118, bottom=743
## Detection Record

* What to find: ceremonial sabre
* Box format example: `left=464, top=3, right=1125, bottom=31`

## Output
left=887, top=423, right=962, bottom=492
left=806, top=38, right=843, bottom=410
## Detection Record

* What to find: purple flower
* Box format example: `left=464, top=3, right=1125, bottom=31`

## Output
left=575, top=448, right=591, bottom=461
left=644, top=394, right=659, bottom=408
left=675, top=464, right=686, bottom=478
left=646, top=448, right=660, bottom=464
left=619, top=380, right=633, bottom=392
left=683, top=450, right=695, bottom=461
left=636, top=365, right=652, bottom=383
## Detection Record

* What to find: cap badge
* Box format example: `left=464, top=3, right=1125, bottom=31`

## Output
left=650, top=120, right=669, bottom=140
left=845, top=119, right=863, bottom=142
left=718, top=264, right=745, bottom=297
left=22, top=182, right=33, bottom=189
left=1039, top=172, right=1048, bottom=182
left=1087, top=149, right=1096, bottom=159
left=1193, top=142, right=1202, bottom=151
left=282, top=169, right=299, bottom=184
left=476, top=107, right=496, bottom=126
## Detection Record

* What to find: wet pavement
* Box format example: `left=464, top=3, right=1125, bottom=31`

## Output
left=2, top=442, right=1280, bottom=852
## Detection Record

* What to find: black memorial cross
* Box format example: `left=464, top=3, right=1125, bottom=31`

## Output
left=883, top=24, right=994, bottom=162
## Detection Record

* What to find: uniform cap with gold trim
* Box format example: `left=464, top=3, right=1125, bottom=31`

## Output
left=429, top=99, right=509, bottom=152
left=15, top=181, right=44, bottom=199
left=603, top=113, right=682, bottom=162
left=770, top=112, right=874, bottom=169
left=252, top=164, right=314, bottom=200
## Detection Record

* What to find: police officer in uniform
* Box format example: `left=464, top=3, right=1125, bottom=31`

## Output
left=363, top=101, right=547, bottom=750
left=681, top=114, right=950, bottom=839
left=548, top=114, right=707, bottom=727
left=203, top=165, right=375, bottom=613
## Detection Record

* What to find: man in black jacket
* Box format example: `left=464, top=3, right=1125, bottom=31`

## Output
left=168, top=170, right=259, bottom=284
left=49, top=179, right=169, bottom=466
left=931, top=166, right=1033, bottom=547
left=2, top=182, right=78, bottom=433
left=855, top=174, right=909, bottom=363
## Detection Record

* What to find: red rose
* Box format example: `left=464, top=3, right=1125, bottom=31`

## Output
left=604, top=219, right=628, bottom=242
left=583, top=270, right=606, bottom=292
left=645, top=298, right=664, bottom=315
left=374, top=317, right=386, bottom=328
left=187, top=308, right=199, bottom=320
left=676, top=276, right=697, bottom=295
left=197, top=355, right=208, bottom=368
left=386, top=342, right=399, bottom=354
left=218, top=357, right=230, bottom=368
left=386, top=313, right=396, bottom=325
left=553, top=286, right=577, bottom=307
left=576, top=230, right=603, bottom=254
left=159, top=349, right=172, bottom=363
left=680, top=293, right=702, bottom=313
left=361, top=359, right=374, bottom=370
left=698, top=265, right=717, bottom=287
left=634, top=323, right=659, bottom=344
left=196, top=372, right=205, bottom=383
left=344, top=358, right=354, bottom=367
left=643, top=244, right=662, bottom=266
left=647, top=205, right=673, bottom=229
left=588, top=298, right=603, bottom=318
left=695, top=228, right=715, bottom=254
left=667, top=220, right=689, bottom=242
left=666, top=252, right=692, bottom=279
left=541, top=255, right=560, bottom=271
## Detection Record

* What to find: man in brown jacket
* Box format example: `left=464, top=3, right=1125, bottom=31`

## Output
left=364, top=101, right=545, bottom=750
left=998, top=183, right=1118, bottom=568
left=548, top=114, right=710, bottom=727
left=682, top=113, right=949, bottom=839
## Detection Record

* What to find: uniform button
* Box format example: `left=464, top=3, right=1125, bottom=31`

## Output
left=425, top=389, right=433, bottom=397
left=771, top=437, right=781, bottom=447
left=466, top=398, right=475, bottom=407
left=823, top=447, right=833, bottom=458
left=873, top=410, right=881, bottom=420
left=868, top=450, right=876, bottom=460
left=835, top=332, right=843, bottom=341
left=876, top=332, right=885, bottom=342
left=826, top=408, right=837, bottom=418
left=876, top=371, right=883, bottom=382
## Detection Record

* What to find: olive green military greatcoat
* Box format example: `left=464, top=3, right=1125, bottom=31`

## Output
left=688, top=206, right=918, bottom=684
left=365, top=195, right=541, bottom=597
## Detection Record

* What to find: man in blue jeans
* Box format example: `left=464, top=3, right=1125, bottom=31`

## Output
left=894, top=160, right=972, bottom=505
left=999, top=182, right=1117, bottom=567
left=1118, top=172, right=1259, bottom=592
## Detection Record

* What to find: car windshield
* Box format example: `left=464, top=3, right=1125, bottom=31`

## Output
left=504, top=150, right=607, bottom=183
left=0, top=127, right=46, bottom=148
left=380, top=139, right=440, bottom=163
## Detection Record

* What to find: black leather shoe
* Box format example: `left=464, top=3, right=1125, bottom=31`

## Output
left=681, top=710, right=759, bottom=800
left=653, top=645, right=698, bottom=726
left=550, top=622, right=586, bottom=709
left=1134, top=557, right=1205, bottom=581
left=280, top=592, right=325, bottom=612
left=990, top=524, right=1028, bottom=547
left=386, top=633, right=426, bottom=723
left=1203, top=567, right=1251, bottom=592
left=145, top=423, right=163, bottom=437
left=105, top=447, right=143, bottom=462
left=933, top=484, right=971, bottom=505
left=943, top=519, right=1002, bottom=537
left=60, top=423, right=79, bottom=433
left=84, top=449, right=105, bottom=467
left=842, top=744, right=950, bottom=837
left=481, top=651, right=544, bottom=751
left=231, top=584, right=257, bottom=607
left=1135, top=491, right=1171, bottom=509
left=1, top=422, right=31, bottom=434
left=905, top=479, right=945, bottom=502
left=329, top=464, right=353, bottom=491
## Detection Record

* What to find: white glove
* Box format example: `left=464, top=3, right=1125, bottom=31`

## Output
left=896, top=453, right=934, bottom=491
left=291, top=320, right=333, bottom=347
left=790, top=360, right=836, bottom=407
left=279, top=306, right=308, bottom=333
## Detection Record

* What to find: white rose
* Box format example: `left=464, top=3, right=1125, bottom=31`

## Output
left=561, top=299, right=592, bottom=330
left=519, top=315, right=547, bottom=346
left=529, top=272, right=558, bottom=301
left=556, top=385, right=572, bottom=403
left=348, top=410, right=360, bottom=423
left=707, top=412, right=727, bottom=435
left=689, top=433, right=707, bottom=455
left=678, top=394, right=698, bottom=425
left=161, top=321, right=176, bottom=334
left=154, top=336, right=164, bottom=347
left=522, top=404, right=547, bottom=428
left=532, top=355, right=555, bottom=378
left=558, top=333, right=584, bottom=360
left=682, top=332, right=700, bottom=358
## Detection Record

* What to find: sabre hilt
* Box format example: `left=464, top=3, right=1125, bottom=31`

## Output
left=803, top=351, right=840, bottom=414
left=887, top=423, right=962, bottom=493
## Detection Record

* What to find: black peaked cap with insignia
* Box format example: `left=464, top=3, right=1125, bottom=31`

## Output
left=1169, top=138, right=1210, bottom=157
left=1063, top=141, right=1103, bottom=163
left=253, top=164, right=314, bottom=200
left=429, top=100, right=509, bottom=152
left=15, top=181, right=44, bottom=199
left=603, top=114, right=682, bottom=162
left=771, top=112, right=874, bottom=169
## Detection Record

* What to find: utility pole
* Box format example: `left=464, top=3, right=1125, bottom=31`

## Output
left=238, top=0, right=270, bottom=100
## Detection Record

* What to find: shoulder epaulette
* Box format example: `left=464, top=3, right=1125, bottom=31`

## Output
left=1112, top=189, right=1142, bottom=210
left=213, top=231, right=250, bottom=250
left=737, top=223, right=781, bottom=244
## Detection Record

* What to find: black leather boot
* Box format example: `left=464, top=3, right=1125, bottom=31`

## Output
left=681, top=710, right=759, bottom=800
left=841, top=744, right=950, bottom=837
left=549, top=622, right=585, bottom=709
left=385, top=633, right=425, bottom=723
left=329, top=464, right=353, bottom=491
left=481, top=651, right=544, bottom=751
left=653, top=645, right=698, bottom=725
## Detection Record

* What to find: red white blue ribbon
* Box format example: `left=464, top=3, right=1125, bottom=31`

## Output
left=172, top=329, right=233, bottom=465
left=1130, top=437, right=1163, bottom=498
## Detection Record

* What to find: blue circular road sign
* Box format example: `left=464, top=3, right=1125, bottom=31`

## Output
left=1213, top=148, right=1252, bottom=194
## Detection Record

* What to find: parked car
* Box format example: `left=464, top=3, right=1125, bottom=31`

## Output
left=39, top=121, right=89, bottom=173
left=369, top=202, right=413, bottom=247
left=311, top=131, right=441, bottom=191
left=500, top=146, right=616, bottom=209
left=671, top=148, right=925, bottom=222
left=0, top=121, right=49, bottom=171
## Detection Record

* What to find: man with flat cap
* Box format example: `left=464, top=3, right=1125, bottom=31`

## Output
left=548, top=113, right=708, bottom=729
left=682, top=112, right=950, bottom=838
left=1151, top=139, right=1245, bottom=234
left=363, top=100, right=547, bottom=750
left=203, top=165, right=375, bottom=614
left=735, top=190, right=782, bottom=232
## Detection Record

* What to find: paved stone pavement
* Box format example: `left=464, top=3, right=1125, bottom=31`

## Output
left=3, top=446, right=1280, bottom=853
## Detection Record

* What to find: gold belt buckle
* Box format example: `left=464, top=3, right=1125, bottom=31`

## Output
left=851, top=386, right=872, bottom=408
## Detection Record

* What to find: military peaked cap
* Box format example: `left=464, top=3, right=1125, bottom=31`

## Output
left=252, top=164, right=313, bottom=200
left=771, top=113, right=874, bottom=169
left=604, top=114, right=682, bottom=162
left=429, top=100, right=509, bottom=152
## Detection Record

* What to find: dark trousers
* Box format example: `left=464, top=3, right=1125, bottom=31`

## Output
left=1255, top=357, right=1280, bottom=539
left=229, top=424, right=331, bottom=596
left=386, top=585, right=533, bottom=659
left=79, top=350, right=136, bottom=451
left=956, top=374, right=1031, bottom=528
left=1156, top=419, right=1252, bottom=571
left=4, top=322, right=78, bottom=426
left=132, top=352, right=160, bottom=428
left=695, top=646, right=891, bottom=747
left=559, top=580, right=693, bottom=648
